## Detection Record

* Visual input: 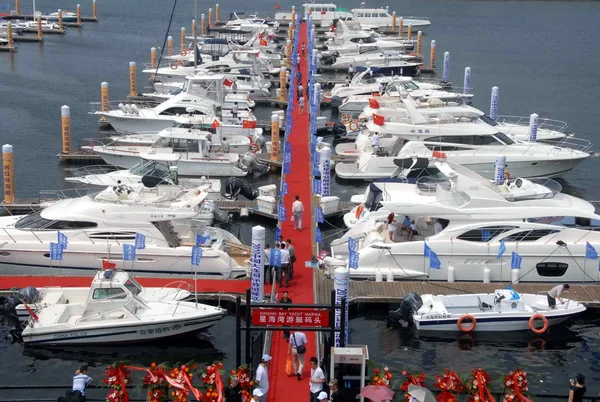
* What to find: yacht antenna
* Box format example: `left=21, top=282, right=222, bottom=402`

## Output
left=194, top=0, right=198, bottom=69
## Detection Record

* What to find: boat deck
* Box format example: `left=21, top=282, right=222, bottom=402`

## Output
left=314, top=270, right=600, bottom=307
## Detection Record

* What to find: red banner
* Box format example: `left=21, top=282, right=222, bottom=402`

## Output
left=252, top=308, right=329, bottom=327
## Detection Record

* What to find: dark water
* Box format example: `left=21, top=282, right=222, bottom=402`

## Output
left=2, top=0, right=600, bottom=397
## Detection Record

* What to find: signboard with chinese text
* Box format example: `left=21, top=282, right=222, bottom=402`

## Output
left=251, top=308, right=329, bottom=327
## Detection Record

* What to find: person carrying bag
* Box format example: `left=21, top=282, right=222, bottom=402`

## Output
left=290, top=331, right=308, bottom=380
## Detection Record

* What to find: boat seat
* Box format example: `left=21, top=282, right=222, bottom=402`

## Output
left=478, top=296, right=493, bottom=311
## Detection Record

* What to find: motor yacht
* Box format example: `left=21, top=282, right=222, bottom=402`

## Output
left=320, top=47, right=421, bottom=76
left=0, top=194, right=246, bottom=278
left=16, top=270, right=226, bottom=344
left=326, top=159, right=600, bottom=283
left=323, top=20, right=414, bottom=55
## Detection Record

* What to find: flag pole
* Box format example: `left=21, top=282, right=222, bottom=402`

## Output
left=583, top=258, right=587, bottom=283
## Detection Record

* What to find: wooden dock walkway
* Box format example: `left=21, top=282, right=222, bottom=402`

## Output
left=314, top=270, right=600, bottom=308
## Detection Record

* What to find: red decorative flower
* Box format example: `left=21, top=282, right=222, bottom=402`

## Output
left=502, top=369, right=529, bottom=402
left=400, top=371, right=426, bottom=402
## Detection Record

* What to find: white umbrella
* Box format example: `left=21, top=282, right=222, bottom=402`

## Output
left=407, top=385, right=437, bottom=402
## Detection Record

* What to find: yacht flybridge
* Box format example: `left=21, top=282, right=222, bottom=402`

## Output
left=325, top=159, right=600, bottom=283
left=0, top=194, right=246, bottom=279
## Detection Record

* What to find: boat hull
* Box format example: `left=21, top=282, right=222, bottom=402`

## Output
left=102, top=114, right=176, bottom=134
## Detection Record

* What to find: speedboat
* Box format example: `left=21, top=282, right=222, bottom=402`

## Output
left=43, top=11, right=78, bottom=22
left=17, top=270, right=226, bottom=344
left=389, top=289, right=585, bottom=332
left=320, top=47, right=421, bottom=76
left=0, top=193, right=247, bottom=278
left=323, top=20, right=414, bottom=55
left=325, top=158, right=600, bottom=283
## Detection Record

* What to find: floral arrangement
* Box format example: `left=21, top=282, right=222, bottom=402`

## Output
left=142, top=363, right=168, bottom=402
left=370, top=367, right=393, bottom=387
left=466, top=368, right=495, bottom=402
left=230, top=365, right=253, bottom=401
left=503, top=369, right=531, bottom=402
left=400, top=370, right=426, bottom=402
left=166, top=364, right=200, bottom=402
left=104, top=363, right=132, bottom=402
left=434, top=370, right=464, bottom=402
left=200, top=363, right=224, bottom=402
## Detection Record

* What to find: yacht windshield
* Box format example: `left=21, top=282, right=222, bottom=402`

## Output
left=494, top=132, right=515, bottom=145
left=15, top=211, right=53, bottom=229
left=400, top=81, right=419, bottom=91
left=130, top=161, right=170, bottom=178
left=124, top=279, right=142, bottom=296
left=479, top=115, right=499, bottom=126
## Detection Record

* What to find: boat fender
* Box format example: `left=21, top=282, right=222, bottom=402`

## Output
left=528, top=313, right=549, bottom=334
left=249, top=143, right=260, bottom=153
left=457, top=314, right=476, bottom=333
left=355, top=204, right=364, bottom=219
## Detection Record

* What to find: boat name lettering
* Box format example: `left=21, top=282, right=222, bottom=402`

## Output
left=139, top=326, right=170, bottom=335
left=425, top=314, right=450, bottom=320
left=150, top=214, right=164, bottom=218
left=54, top=331, right=88, bottom=339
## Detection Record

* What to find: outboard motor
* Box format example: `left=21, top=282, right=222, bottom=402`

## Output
left=321, top=53, right=337, bottom=66
left=331, top=122, right=347, bottom=135
left=388, top=292, right=423, bottom=328
left=15, top=286, right=41, bottom=304
left=0, top=295, right=20, bottom=323
left=251, top=133, right=266, bottom=149
left=223, top=177, right=259, bottom=200
left=204, top=200, right=232, bottom=223
left=240, top=153, right=270, bottom=175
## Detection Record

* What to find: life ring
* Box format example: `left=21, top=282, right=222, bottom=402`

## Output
left=457, top=314, right=476, bottom=333
left=528, top=313, right=549, bottom=334
left=348, top=121, right=359, bottom=131
left=170, top=62, right=178, bottom=70
left=341, top=113, right=352, bottom=124
left=181, top=49, right=188, bottom=56
left=250, top=143, right=260, bottom=153
left=355, top=204, right=364, bottom=219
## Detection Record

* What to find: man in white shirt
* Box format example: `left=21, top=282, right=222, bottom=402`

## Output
left=255, top=354, right=271, bottom=402
left=292, top=195, right=304, bottom=231
left=548, top=283, right=570, bottom=308
left=280, top=243, right=291, bottom=288
left=348, top=64, right=354, bottom=79
left=408, top=220, right=418, bottom=241
left=221, top=137, right=230, bottom=153
left=434, top=219, right=443, bottom=234
left=290, top=331, right=308, bottom=380
left=371, top=133, right=379, bottom=154
left=309, top=357, right=326, bottom=402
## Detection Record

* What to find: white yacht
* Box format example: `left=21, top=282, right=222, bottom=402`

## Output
left=334, top=98, right=591, bottom=180
left=326, top=159, right=600, bottom=283
left=91, top=131, right=256, bottom=177
left=324, top=20, right=413, bottom=55
left=320, top=46, right=421, bottom=76
left=17, top=270, right=226, bottom=344
left=0, top=195, right=246, bottom=278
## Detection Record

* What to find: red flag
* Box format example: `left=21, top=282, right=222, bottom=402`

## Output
left=22, top=302, right=39, bottom=321
left=373, top=114, right=385, bottom=126
left=259, top=38, right=268, bottom=46
left=371, top=92, right=381, bottom=97
left=102, top=259, right=116, bottom=269
left=223, top=78, right=233, bottom=87
left=258, top=33, right=263, bottom=39
left=242, top=120, right=257, bottom=129
left=212, top=119, right=221, bottom=129
left=368, top=98, right=380, bottom=109
left=274, top=5, right=281, bottom=10
left=321, top=10, right=326, bottom=15
left=318, top=250, right=329, bottom=260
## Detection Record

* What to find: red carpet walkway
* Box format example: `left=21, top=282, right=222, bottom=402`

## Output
left=267, top=22, right=316, bottom=402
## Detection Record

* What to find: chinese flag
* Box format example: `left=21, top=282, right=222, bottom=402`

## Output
left=23, top=303, right=39, bottom=321
left=258, top=33, right=263, bottom=39
left=373, top=114, right=385, bottom=126
left=102, top=259, right=116, bottom=269
left=321, top=10, right=326, bottom=14
left=369, top=98, right=380, bottom=109
left=223, top=78, right=233, bottom=87
left=259, top=39, right=268, bottom=46
left=242, top=120, right=257, bottom=129
left=275, top=5, right=281, bottom=10
left=212, top=119, right=221, bottom=129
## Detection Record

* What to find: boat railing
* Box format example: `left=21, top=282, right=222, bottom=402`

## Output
left=39, top=187, right=100, bottom=200
left=415, top=176, right=451, bottom=195
left=158, top=281, right=193, bottom=302
left=497, top=115, right=570, bottom=133
left=66, top=164, right=121, bottom=178
left=88, top=99, right=160, bottom=114
left=543, top=136, right=594, bottom=153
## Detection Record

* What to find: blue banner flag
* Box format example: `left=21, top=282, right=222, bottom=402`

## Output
left=349, top=251, right=359, bottom=269
left=586, top=242, right=598, bottom=259
left=497, top=239, right=506, bottom=259
left=278, top=204, right=287, bottom=221
left=511, top=252, right=522, bottom=269
left=275, top=226, right=281, bottom=243
left=316, top=227, right=322, bottom=244
left=313, top=179, right=321, bottom=194
left=348, top=237, right=357, bottom=253
left=429, top=250, right=441, bottom=269
left=282, top=181, right=288, bottom=195
left=273, top=249, right=282, bottom=267
left=196, top=233, right=208, bottom=246
left=316, top=206, right=324, bottom=223
left=57, top=231, right=68, bottom=250
left=135, top=233, right=146, bottom=249
left=123, top=244, right=136, bottom=262
left=424, top=243, right=431, bottom=257
left=49, top=242, right=63, bottom=261
left=283, top=161, right=291, bottom=174
left=191, top=246, right=203, bottom=266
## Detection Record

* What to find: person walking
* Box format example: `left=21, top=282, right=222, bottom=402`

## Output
left=302, top=43, right=306, bottom=57
left=290, top=330, right=308, bottom=380
left=264, top=244, right=272, bottom=285
left=548, top=283, right=570, bottom=308
left=254, top=354, right=271, bottom=402
left=309, top=357, right=326, bottom=402
left=280, top=243, right=291, bottom=288
left=298, top=83, right=304, bottom=101
left=328, top=379, right=339, bottom=402
left=348, top=64, right=354, bottom=79
left=568, top=374, right=586, bottom=402
left=221, top=137, right=230, bottom=153
left=70, top=366, right=92, bottom=402
left=224, top=375, right=243, bottom=402
left=286, top=239, right=296, bottom=279
left=279, top=291, right=293, bottom=341
left=272, top=243, right=282, bottom=286
left=299, top=96, right=305, bottom=114
left=371, top=132, right=379, bottom=154
left=292, top=195, right=304, bottom=231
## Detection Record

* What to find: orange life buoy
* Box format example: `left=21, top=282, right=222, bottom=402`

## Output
left=341, top=113, right=352, bottom=124
left=349, top=121, right=359, bottom=131
left=355, top=204, right=364, bottom=219
left=457, top=314, right=476, bottom=333
left=170, top=62, right=179, bottom=70
left=528, top=313, right=549, bottom=334
left=250, top=143, right=260, bottom=153
left=181, top=49, right=188, bottom=56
